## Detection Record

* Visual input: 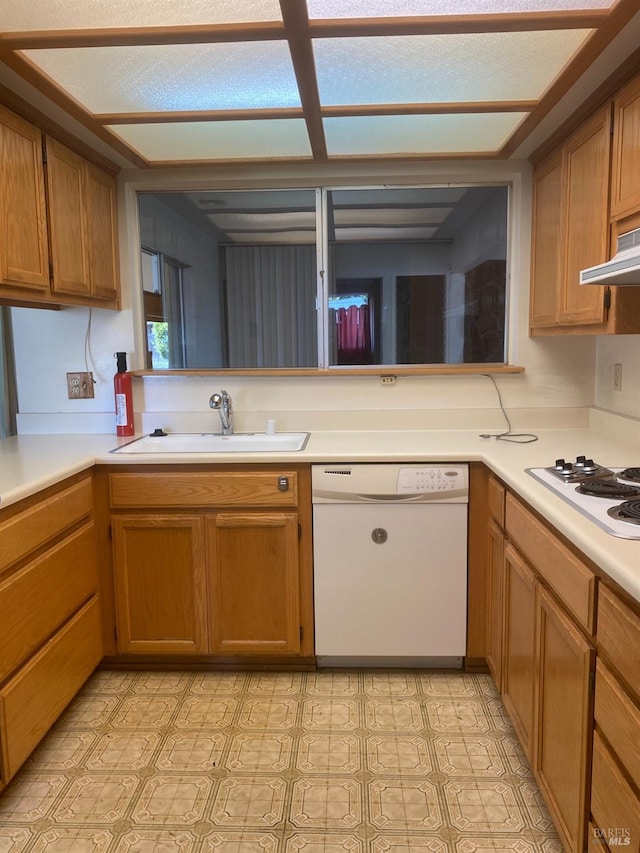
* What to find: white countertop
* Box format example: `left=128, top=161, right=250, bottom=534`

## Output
left=1, top=427, right=640, bottom=603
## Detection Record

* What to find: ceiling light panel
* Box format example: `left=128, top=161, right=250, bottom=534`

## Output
left=1, top=0, right=282, bottom=29
left=334, top=227, right=439, bottom=241
left=308, top=0, right=612, bottom=16
left=324, top=113, right=527, bottom=155
left=23, top=42, right=299, bottom=113
left=314, top=30, right=590, bottom=105
left=333, top=208, right=452, bottom=225
left=108, top=120, right=312, bottom=161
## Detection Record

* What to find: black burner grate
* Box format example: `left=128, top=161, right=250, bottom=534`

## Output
left=577, top=480, right=640, bottom=499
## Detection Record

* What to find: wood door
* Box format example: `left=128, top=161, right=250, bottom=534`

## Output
left=0, top=105, right=50, bottom=292
left=45, top=137, right=91, bottom=297
left=502, top=542, right=537, bottom=761
left=611, top=70, right=640, bottom=221
left=560, top=104, right=611, bottom=326
left=207, top=511, right=301, bottom=656
left=486, top=518, right=505, bottom=690
left=535, top=587, right=594, bottom=853
left=86, top=164, right=119, bottom=301
left=112, top=514, right=208, bottom=654
left=530, top=148, right=563, bottom=328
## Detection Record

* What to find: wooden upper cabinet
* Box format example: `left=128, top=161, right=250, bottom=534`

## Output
left=0, top=105, right=50, bottom=292
left=530, top=105, right=612, bottom=333
left=610, top=69, right=640, bottom=221
left=86, top=164, right=119, bottom=301
left=46, top=137, right=91, bottom=297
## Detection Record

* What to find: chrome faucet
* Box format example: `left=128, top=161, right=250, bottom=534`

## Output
left=209, top=389, right=234, bottom=435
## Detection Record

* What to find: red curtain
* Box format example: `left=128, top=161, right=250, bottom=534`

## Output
left=336, top=304, right=372, bottom=364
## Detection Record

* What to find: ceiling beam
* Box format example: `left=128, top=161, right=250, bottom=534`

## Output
left=309, top=10, right=609, bottom=38
left=0, top=22, right=286, bottom=49
left=279, top=0, right=327, bottom=162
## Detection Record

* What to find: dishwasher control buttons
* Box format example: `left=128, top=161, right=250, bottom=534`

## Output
left=371, top=528, right=388, bottom=544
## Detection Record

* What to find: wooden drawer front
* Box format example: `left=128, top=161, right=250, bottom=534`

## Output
left=598, top=584, right=640, bottom=695
left=487, top=475, right=505, bottom=526
left=0, top=478, right=93, bottom=574
left=505, top=493, right=596, bottom=633
left=0, top=596, right=102, bottom=780
left=110, top=472, right=299, bottom=509
left=595, top=660, right=640, bottom=791
left=0, top=522, right=98, bottom=681
left=590, top=730, right=640, bottom=852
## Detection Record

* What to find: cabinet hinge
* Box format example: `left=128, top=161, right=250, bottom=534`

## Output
left=42, top=143, right=47, bottom=164
left=48, top=262, right=54, bottom=281
left=604, top=287, right=611, bottom=311
left=108, top=524, right=112, bottom=540
left=114, top=626, right=118, bottom=643
left=300, top=626, right=304, bottom=642
left=298, top=524, right=302, bottom=540
left=589, top=669, right=596, bottom=695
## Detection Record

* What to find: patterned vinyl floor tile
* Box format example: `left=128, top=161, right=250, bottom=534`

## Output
left=0, top=671, right=563, bottom=852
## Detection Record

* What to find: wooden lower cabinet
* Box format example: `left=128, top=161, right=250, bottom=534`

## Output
left=535, top=587, right=594, bottom=853
left=107, top=465, right=313, bottom=664
left=485, top=517, right=505, bottom=689
left=502, top=542, right=537, bottom=761
left=112, top=514, right=208, bottom=655
left=208, top=512, right=301, bottom=655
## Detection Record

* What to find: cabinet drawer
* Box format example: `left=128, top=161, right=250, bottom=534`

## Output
left=598, top=585, right=640, bottom=698
left=110, top=471, right=299, bottom=508
left=505, top=493, right=596, bottom=633
left=487, top=475, right=505, bottom=526
left=0, top=478, right=93, bottom=574
left=595, top=660, right=640, bottom=791
left=0, top=595, right=102, bottom=780
left=0, top=522, right=98, bottom=681
left=590, top=730, right=640, bottom=852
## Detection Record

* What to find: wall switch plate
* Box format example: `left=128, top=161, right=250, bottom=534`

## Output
left=67, top=372, right=95, bottom=399
left=613, top=363, right=622, bottom=392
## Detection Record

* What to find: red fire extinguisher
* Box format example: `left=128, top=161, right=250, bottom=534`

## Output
left=114, top=351, right=134, bottom=436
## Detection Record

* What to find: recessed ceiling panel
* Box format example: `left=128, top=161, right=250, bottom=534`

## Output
left=308, top=0, right=613, bottom=16
left=24, top=42, right=299, bottom=113
left=333, top=207, right=452, bottom=225
left=314, top=30, right=591, bottom=105
left=208, top=211, right=317, bottom=230
left=109, top=120, right=312, bottom=161
left=334, top=226, right=439, bottom=241
left=1, top=0, right=282, bottom=30
left=324, top=113, right=527, bottom=155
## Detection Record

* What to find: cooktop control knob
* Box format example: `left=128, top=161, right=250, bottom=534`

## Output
left=554, top=458, right=566, bottom=469
left=576, top=455, right=586, bottom=465
left=561, top=461, right=574, bottom=473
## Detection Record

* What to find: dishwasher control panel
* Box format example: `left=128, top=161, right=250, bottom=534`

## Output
left=312, top=464, right=468, bottom=503
left=397, top=466, right=467, bottom=495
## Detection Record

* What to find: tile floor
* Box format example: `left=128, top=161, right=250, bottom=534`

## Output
left=0, top=670, right=563, bottom=852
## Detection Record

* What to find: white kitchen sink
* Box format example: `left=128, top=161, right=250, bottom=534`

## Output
left=111, top=432, right=309, bottom=454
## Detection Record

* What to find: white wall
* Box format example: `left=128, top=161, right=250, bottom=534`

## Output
left=595, top=336, right=640, bottom=420
left=11, top=158, right=597, bottom=435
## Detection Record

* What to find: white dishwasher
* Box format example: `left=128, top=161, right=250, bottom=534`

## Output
left=312, top=463, right=468, bottom=668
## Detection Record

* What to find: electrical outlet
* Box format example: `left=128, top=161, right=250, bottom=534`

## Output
left=67, top=372, right=95, bottom=399
left=613, top=363, right=623, bottom=392
left=380, top=375, right=396, bottom=386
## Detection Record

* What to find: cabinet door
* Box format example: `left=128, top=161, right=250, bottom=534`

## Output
left=611, top=70, right=640, bottom=221
left=0, top=105, right=50, bottom=291
left=530, top=148, right=563, bottom=328
left=208, top=512, right=301, bottom=656
left=86, top=164, right=119, bottom=301
left=112, top=514, right=208, bottom=654
left=502, top=543, right=537, bottom=761
left=486, top=518, right=505, bottom=690
left=560, top=105, right=611, bottom=326
left=45, top=137, right=91, bottom=297
left=535, top=587, right=594, bottom=853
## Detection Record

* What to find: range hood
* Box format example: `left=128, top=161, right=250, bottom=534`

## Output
left=580, top=228, right=640, bottom=286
